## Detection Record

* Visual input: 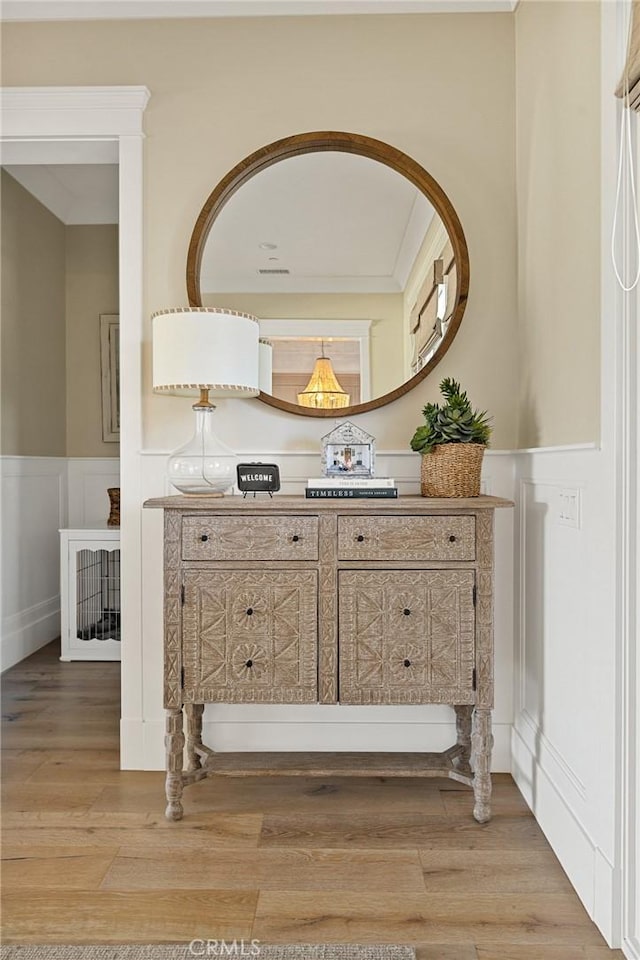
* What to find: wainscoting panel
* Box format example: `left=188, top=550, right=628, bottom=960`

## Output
left=1, top=457, right=122, bottom=671
left=512, top=445, right=618, bottom=942
left=67, top=458, right=120, bottom=527
left=0, top=457, right=67, bottom=670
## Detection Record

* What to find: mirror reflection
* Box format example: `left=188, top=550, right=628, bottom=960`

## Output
left=198, top=151, right=458, bottom=411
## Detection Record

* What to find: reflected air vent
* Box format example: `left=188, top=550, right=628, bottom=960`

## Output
left=258, top=268, right=290, bottom=275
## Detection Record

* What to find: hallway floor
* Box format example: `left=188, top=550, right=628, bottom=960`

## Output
left=1, top=643, right=623, bottom=958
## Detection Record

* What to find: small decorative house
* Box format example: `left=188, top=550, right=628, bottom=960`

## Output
left=321, top=421, right=376, bottom=477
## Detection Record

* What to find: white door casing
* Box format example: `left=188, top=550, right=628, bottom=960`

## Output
left=0, top=85, right=150, bottom=767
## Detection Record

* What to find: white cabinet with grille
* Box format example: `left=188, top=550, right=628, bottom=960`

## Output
left=59, top=528, right=121, bottom=661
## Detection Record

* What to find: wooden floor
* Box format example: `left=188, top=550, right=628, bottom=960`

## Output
left=1, top=642, right=623, bottom=959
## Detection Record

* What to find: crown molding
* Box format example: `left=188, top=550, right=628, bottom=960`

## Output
left=1, top=0, right=518, bottom=22
left=0, top=85, right=151, bottom=138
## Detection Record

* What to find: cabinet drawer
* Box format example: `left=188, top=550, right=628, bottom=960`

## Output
left=337, top=515, right=475, bottom=561
left=182, top=569, right=318, bottom=703
left=338, top=569, right=475, bottom=704
left=182, top=516, right=319, bottom=561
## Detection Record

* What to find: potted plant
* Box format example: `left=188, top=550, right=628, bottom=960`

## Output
left=410, top=378, right=492, bottom=497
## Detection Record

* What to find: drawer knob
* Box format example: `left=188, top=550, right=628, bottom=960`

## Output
left=246, top=607, right=254, bottom=616
left=200, top=534, right=209, bottom=542
left=356, top=534, right=365, bottom=543
left=404, top=658, right=412, bottom=668
left=245, top=659, right=253, bottom=668
left=292, top=535, right=300, bottom=542
left=403, top=608, right=411, bottom=616
left=449, top=535, right=457, bottom=543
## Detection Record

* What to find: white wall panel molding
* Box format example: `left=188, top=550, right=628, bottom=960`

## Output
left=1, top=596, right=61, bottom=674
left=0, top=456, right=68, bottom=671
left=512, top=722, right=602, bottom=917
left=67, top=458, right=120, bottom=527
left=517, top=707, right=587, bottom=801
left=512, top=444, right=620, bottom=944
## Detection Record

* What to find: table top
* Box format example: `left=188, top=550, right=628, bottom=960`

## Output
left=144, top=494, right=514, bottom=512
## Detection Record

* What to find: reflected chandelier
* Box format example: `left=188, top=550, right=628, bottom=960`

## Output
left=297, top=343, right=350, bottom=409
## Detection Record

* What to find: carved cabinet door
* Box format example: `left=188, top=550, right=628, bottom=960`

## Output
left=338, top=569, right=475, bottom=704
left=182, top=570, right=318, bottom=703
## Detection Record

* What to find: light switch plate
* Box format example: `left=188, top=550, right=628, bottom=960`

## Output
left=558, top=488, right=581, bottom=528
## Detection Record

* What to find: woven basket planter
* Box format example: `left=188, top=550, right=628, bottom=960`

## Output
left=420, top=443, right=486, bottom=498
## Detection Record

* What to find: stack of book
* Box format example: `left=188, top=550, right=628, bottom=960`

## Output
left=305, top=477, right=398, bottom=499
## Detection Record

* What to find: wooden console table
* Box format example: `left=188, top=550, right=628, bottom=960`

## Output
left=144, top=494, right=512, bottom=822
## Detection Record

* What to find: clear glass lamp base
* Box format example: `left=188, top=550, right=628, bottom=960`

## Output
left=167, top=406, right=236, bottom=496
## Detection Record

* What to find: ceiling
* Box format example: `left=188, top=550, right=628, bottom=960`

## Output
left=1, top=140, right=119, bottom=225
left=1, top=0, right=518, bottom=22
left=202, top=151, right=434, bottom=295
left=3, top=164, right=119, bottom=224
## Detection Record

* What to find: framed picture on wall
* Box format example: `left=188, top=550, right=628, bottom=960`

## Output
left=100, top=314, right=120, bottom=443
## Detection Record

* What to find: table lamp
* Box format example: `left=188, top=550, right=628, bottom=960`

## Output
left=152, top=307, right=260, bottom=495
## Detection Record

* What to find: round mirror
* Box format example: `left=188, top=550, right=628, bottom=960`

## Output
left=187, top=132, right=469, bottom=417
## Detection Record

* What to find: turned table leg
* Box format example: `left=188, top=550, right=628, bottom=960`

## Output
left=165, top=707, right=185, bottom=821
left=471, top=706, right=493, bottom=823
left=454, top=705, right=473, bottom=776
left=185, top=703, right=204, bottom=773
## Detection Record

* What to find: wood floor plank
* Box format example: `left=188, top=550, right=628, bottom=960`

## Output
left=419, top=849, right=574, bottom=894
left=416, top=948, right=478, bottom=960
left=251, top=891, right=606, bottom=945
left=2, top=748, right=120, bottom=766
left=259, top=813, right=551, bottom=850
left=2, top=815, right=264, bottom=850
left=476, top=946, right=624, bottom=959
left=1, top=757, right=49, bottom=783
left=90, top=777, right=447, bottom=816
left=0, top=681, right=38, bottom=699
left=2, top=810, right=153, bottom=829
left=37, top=704, right=121, bottom=722
left=1, top=782, right=105, bottom=812
left=584, top=950, right=627, bottom=959
left=1, top=890, right=257, bottom=943
left=26, top=762, right=166, bottom=787
left=2, top=845, right=117, bottom=890
left=2, top=702, right=52, bottom=720
left=101, top=848, right=425, bottom=893
left=1, top=719, right=118, bottom=751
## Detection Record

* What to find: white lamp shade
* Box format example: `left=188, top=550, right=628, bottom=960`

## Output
left=258, top=338, right=273, bottom=394
left=153, top=307, right=260, bottom=398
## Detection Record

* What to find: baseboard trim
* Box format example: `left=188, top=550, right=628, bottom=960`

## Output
left=120, top=717, right=144, bottom=770
left=512, top=720, right=618, bottom=947
left=1, top=598, right=60, bottom=672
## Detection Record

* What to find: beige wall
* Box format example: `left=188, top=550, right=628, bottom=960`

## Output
left=1, top=170, right=67, bottom=457
left=213, top=292, right=404, bottom=400
left=1, top=173, right=120, bottom=458
left=2, top=13, right=518, bottom=452
left=66, top=225, right=119, bottom=457
left=515, top=0, right=601, bottom=448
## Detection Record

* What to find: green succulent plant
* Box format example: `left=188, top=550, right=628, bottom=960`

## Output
left=410, top=378, right=492, bottom=455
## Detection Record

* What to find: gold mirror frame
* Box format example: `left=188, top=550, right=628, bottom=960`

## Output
left=186, top=131, right=470, bottom=418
